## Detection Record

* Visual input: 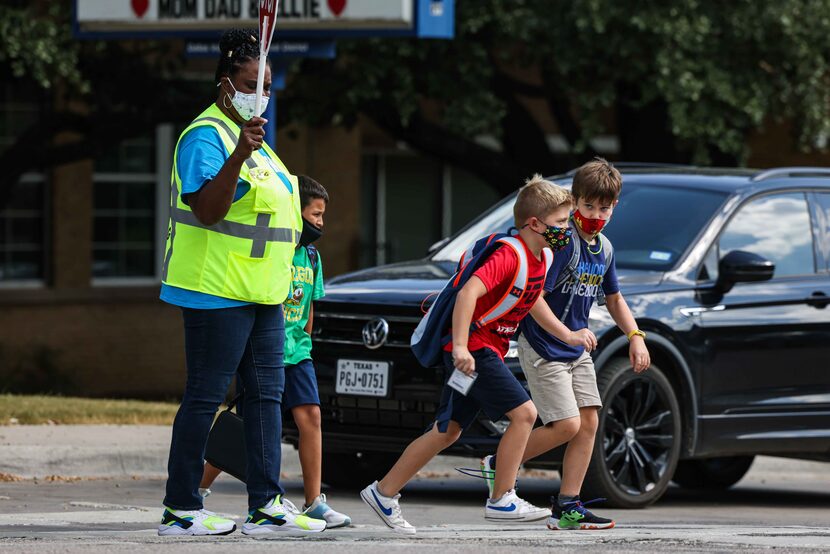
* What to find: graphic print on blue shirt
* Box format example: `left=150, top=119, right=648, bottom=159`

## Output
left=519, top=236, right=619, bottom=361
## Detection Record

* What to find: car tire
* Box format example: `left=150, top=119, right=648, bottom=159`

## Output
left=672, top=456, right=755, bottom=490
left=321, top=451, right=399, bottom=490
left=582, top=358, right=682, bottom=508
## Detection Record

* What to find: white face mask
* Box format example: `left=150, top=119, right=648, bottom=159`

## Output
left=224, top=79, right=269, bottom=121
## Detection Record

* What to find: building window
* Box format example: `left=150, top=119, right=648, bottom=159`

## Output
left=0, top=84, right=47, bottom=285
left=361, top=152, right=501, bottom=267
left=92, top=125, right=173, bottom=283
left=0, top=176, right=47, bottom=284
left=92, top=176, right=156, bottom=279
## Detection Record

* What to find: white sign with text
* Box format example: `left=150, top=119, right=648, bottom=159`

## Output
left=76, top=0, right=413, bottom=31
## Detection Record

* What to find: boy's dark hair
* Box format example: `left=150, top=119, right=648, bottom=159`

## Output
left=215, top=29, right=266, bottom=84
left=571, top=157, right=622, bottom=205
left=298, top=175, right=329, bottom=207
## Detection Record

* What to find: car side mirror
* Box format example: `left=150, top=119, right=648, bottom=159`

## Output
left=715, top=250, right=775, bottom=294
left=427, top=237, right=450, bottom=255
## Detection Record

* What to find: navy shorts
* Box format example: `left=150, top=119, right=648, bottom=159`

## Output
left=283, top=359, right=320, bottom=411
left=434, top=348, right=531, bottom=433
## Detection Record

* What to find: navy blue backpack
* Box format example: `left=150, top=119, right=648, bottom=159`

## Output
left=410, top=233, right=552, bottom=368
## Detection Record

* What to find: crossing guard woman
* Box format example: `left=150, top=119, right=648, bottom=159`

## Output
left=157, top=29, right=325, bottom=537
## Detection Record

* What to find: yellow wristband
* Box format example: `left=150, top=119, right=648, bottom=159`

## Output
left=627, top=329, right=646, bottom=341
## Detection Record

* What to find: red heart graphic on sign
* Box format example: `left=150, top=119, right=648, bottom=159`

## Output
left=131, top=0, right=149, bottom=18
left=327, top=0, right=346, bottom=17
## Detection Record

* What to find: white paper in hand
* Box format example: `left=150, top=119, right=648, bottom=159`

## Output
left=447, top=368, right=478, bottom=396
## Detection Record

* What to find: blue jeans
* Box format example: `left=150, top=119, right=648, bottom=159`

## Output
left=163, top=304, right=285, bottom=511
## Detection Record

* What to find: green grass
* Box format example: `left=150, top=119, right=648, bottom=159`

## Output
left=0, top=394, right=180, bottom=425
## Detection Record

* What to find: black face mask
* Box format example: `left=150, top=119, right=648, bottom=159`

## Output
left=299, top=217, right=323, bottom=246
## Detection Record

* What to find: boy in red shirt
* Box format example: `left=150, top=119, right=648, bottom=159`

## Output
left=360, top=176, right=597, bottom=534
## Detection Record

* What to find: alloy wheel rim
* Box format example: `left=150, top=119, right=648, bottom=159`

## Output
left=602, top=376, right=675, bottom=496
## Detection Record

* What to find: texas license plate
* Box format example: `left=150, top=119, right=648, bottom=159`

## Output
left=335, top=360, right=390, bottom=397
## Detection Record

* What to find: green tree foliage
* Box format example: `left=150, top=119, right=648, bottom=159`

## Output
left=0, top=3, right=201, bottom=208
left=2, top=1, right=830, bottom=200
left=284, top=0, right=830, bottom=191
left=0, top=3, right=87, bottom=93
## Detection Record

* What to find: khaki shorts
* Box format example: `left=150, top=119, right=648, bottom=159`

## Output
left=517, top=334, right=602, bottom=424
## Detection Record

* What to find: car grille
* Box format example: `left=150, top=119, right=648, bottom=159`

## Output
left=312, top=312, right=421, bottom=349
left=319, top=393, right=437, bottom=431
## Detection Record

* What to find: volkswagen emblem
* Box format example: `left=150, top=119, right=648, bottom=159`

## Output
left=362, top=318, right=389, bottom=350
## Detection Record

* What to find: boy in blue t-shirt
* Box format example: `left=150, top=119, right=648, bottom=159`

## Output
left=506, top=158, right=650, bottom=530
left=200, top=176, right=350, bottom=528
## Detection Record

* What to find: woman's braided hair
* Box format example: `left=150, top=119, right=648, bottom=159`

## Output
left=215, top=28, right=264, bottom=84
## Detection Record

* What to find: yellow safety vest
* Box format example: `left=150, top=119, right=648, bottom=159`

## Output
left=161, top=104, right=302, bottom=305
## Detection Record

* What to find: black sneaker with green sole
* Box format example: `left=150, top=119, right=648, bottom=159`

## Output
left=547, top=495, right=615, bottom=530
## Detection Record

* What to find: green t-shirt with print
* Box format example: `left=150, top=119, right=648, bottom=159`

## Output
left=283, top=245, right=325, bottom=366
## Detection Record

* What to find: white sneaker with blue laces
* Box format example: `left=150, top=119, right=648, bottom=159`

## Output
left=304, top=494, right=351, bottom=528
left=485, top=489, right=550, bottom=522
left=360, top=481, right=416, bottom=534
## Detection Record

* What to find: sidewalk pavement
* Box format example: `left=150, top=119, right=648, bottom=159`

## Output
left=1, top=425, right=828, bottom=491
left=0, top=425, right=173, bottom=478
left=0, top=425, right=470, bottom=480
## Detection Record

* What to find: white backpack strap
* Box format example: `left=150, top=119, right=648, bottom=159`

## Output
left=472, top=237, right=528, bottom=329
left=542, top=247, right=553, bottom=274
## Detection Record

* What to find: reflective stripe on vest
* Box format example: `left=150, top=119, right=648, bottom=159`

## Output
left=472, top=237, right=552, bottom=329
left=173, top=116, right=295, bottom=254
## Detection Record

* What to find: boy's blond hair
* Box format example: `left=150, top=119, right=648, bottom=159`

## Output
left=571, top=157, right=622, bottom=204
left=514, top=174, right=573, bottom=226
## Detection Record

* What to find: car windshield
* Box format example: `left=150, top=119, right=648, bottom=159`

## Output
left=431, top=183, right=729, bottom=270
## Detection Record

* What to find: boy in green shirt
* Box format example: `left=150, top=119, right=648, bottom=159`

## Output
left=281, top=175, right=349, bottom=528
left=200, top=176, right=350, bottom=527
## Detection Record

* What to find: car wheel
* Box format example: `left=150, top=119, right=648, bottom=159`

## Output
left=582, top=358, right=682, bottom=508
left=321, top=451, right=399, bottom=490
left=672, top=456, right=755, bottom=490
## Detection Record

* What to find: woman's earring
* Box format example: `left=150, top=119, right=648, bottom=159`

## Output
left=223, top=91, right=232, bottom=109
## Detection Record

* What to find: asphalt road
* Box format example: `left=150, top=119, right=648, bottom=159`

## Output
left=0, top=456, right=828, bottom=552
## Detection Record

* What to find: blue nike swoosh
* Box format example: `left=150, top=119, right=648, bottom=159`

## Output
left=488, top=503, right=517, bottom=512
left=371, top=489, right=393, bottom=516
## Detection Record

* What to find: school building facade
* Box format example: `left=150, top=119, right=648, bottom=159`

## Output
left=2, top=40, right=829, bottom=397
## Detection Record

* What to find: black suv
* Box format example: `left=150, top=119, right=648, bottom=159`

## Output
left=284, top=166, right=830, bottom=508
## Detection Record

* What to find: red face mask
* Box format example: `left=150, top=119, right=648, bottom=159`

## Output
left=572, top=209, right=608, bottom=236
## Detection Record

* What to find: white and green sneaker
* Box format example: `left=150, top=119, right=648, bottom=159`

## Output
left=304, top=494, right=351, bottom=528
left=481, top=455, right=496, bottom=498
left=241, top=495, right=326, bottom=536
left=157, top=507, right=236, bottom=536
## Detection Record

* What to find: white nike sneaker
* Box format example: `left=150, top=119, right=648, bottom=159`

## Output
left=359, top=481, right=416, bottom=535
left=304, top=494, right=351, bottom=528
left=485, top=489, right=551, bottom=522
left=157, top=507, right=236, bottom=536
left=241, top=495, right=326, bottom=536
